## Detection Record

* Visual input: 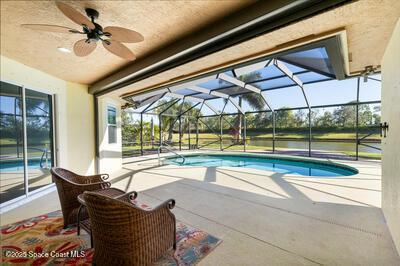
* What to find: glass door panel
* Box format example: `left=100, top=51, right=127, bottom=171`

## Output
left=0, top=82, right=25, bottom=203
left=25, top=89, right=54, bottom=192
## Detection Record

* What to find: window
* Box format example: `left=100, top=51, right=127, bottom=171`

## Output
left=107, top=106, right=117, bottom=144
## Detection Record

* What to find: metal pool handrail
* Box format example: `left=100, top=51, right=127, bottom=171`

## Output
left=157, top=142, right=185, bottom=166
left=28, top=147, right=49, bottom=169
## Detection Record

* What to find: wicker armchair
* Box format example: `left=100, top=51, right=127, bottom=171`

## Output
left=51, top=167, right=111, bottom=228
left=83, top=191, right=176, bottom=266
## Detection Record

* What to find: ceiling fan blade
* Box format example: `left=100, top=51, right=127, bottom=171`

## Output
left=56, top=2, right=95, bottom=30
left=21, top=24, right=80, bottom=33
left=102, top=40, right=136, bottom=60
left=103, top=26, right=144, bottom=43
left=74, top=39, right=97, bottom=57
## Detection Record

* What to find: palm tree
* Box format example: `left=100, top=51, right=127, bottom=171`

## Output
left=156, top=100, right=201, bottom=142
left=222, top=72, right=265, bottom=140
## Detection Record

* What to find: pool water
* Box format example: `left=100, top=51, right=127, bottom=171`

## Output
left=165, top=154, right=357, bottom=177
left=0, top=158, right=51, bottom=173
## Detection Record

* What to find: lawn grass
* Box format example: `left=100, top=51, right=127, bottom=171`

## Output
left=0, top=138, right=19, bottom=145
left=0, top=138, right=51, bottom=145
left=341, top=151, right=381, bottom=159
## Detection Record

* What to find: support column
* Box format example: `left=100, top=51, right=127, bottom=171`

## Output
left=308, top=108, right=312, bottom=157
left=356, top=77, right=360, bottom=160
left=179, top=116, right=182, bottom=151
left=272, top=112, right=276, bottom=153
left=220, top=115, right=223, bottom=151
left=140, top=113, right=143, bottom=156
left=243, top=114, right=247, bottom=152
left=196, top=118, right=199, bottom=149
left=188, top=119, right=191, bottom=150
left=159, top=115, right=162, bottom=152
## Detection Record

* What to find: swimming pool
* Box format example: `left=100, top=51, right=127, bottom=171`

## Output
left=164, top=154, right=358, bottom=177
left=0, top=158, right=51, bottom=173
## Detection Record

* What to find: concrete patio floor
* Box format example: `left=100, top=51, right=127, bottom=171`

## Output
left=2, top=152, right=399, bottom=265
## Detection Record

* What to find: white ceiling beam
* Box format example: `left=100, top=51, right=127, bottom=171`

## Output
left=260, top=93, right=274, bottom=112
left=210, top=90, right=229, bottom=99
left=135, top=93, right=165, bottom=108
left=166, top=92, right=205, bottom=103
left=189, top=85, right=229, bottom=99
left=218, top=72, right=262, bottom=95
left=169, top=75, right=218, bottom=92
left=244, top=84, right=261, bottom=93
left=131, top=88, right=169, bottom=101
left=165, top=92, right=185, bottom=99
left=234, top=60, right=270, bottom=77
left=273, top=59, right=310, bottom=108
left=228, top=97, right=245, bottom=114
left=273, top=59, right=303, bottom=87
left=188, top=85, right=210, bottom=94
left=218, top=73, right=246, bottom=87
left=218, top=68, right=276, bottom=112
left=185, top=96, right=205, bottom=103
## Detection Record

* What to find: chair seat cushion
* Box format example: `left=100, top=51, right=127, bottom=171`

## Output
left=130, top=199, right=153, bottom=211
left=80, top=199, right=153, bottom=234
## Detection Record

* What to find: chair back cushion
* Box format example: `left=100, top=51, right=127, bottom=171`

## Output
left=50, top=168, right=89, bottom=227
left=83, top=192, right=175, bottom=265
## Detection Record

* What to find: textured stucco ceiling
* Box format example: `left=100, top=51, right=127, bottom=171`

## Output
left=110, top=0, right=400, bottom=98
left=0, top=0, right=253, bottom=84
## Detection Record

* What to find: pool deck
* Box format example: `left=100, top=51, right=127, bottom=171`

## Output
left=2, top=151, right=399, bottom=265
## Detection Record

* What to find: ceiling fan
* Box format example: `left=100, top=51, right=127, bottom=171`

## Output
left=21, top=2, right=144, bottom=60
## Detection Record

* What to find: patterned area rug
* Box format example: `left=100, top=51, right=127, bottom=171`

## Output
left=1, top=210, right=221, bottom=265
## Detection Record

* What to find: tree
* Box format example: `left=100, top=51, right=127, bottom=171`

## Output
left=359, top=105, right=373, bottom=126
left=372, top=105, right=381, bottom=126
left=275, top=109, right=295, bottom=128
left=318, top=111, right=334, bottom=127
left=333, top=105, right=355, bottom=127
left=294, top=109, right=306, bottom=127
left=221, top=72, right=266, bottom=140
left=121, top=112, right=160, bottom=145
left=246, top=113, right=256, bottom=129
left=156, top=100, right=201, bottom=142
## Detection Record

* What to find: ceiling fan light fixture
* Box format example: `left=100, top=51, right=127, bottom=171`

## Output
left=57, top=47, right=71, bottom=53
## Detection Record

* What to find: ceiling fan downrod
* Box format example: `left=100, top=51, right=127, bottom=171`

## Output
left=83, top=8, right=110, bottom=42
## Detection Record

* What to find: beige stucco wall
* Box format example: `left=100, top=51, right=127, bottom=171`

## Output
left=381, top=19, right=400, bottom=255
left=97, top=97, right=122, bottom=174
left=0, top=55, right=95, bottom=175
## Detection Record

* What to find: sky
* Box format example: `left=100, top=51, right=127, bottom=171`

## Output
left=126, top=72, right=381, bottom=123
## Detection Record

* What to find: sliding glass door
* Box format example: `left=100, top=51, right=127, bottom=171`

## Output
left=0, top=82, right=25, bottom=203
left=25, top=89, right=54, bottom=193
left=0, top=81, right=55, bottom=204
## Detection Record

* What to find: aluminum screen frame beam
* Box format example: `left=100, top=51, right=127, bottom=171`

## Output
left=273, top=58, right=312, bottom=156
left=130, top=88, right=169, bottom=102
left=217, top=72, right=273, bottom=112
left=136, top=92, right=166, bottom=109
left=188, top=85, right=230, bottom=99
left=228, top=97, right=245, bottom=114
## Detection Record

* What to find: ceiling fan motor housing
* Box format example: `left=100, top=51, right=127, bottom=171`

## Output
left=84, top=8, right=105, bottom=42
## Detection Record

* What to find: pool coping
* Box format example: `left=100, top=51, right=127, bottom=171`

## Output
left=159, top=151, right=359, bottom=175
